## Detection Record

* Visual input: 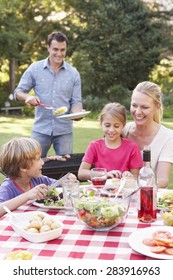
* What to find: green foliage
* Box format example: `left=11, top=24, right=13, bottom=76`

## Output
left=22, top=105, right=35, bottom=117
left=0, top=84, right=8, bottom=107
left=150, top=58, right=173, bottom=94
left=0, top=0, right=63, bottom=78
left=0, top=0, right=173, bottom=104
left=63, top=0, right=166, bottom=101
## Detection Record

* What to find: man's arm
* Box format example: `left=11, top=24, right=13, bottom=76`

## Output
left=16, top=91, right=40, bottom=106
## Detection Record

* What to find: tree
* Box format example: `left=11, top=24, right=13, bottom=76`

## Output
left=0, top=0, right=172, bottom=106
left=0, top=0, right=63, bottom=96
left=62, top=0, right=167, bottom=102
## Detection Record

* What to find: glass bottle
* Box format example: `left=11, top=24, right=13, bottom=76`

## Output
left=137, top=146, right=157, bottom=222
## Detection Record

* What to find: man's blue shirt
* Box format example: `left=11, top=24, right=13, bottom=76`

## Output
left=14, top=58, right=82, bottom=136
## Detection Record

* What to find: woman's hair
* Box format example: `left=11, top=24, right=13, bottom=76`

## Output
left=99, top=102, right=126, bottom=125
left=0, top=137, right=42, bottom=179
left=132, top=81, right=163, bottom=123
left=47, top=31, right=68, bottom=46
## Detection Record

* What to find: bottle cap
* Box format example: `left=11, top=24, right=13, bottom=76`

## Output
left=143, top=149, right=151, bottom=162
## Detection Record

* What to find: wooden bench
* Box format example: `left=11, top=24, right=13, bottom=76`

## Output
left=1, top=106, right=23, bottom=115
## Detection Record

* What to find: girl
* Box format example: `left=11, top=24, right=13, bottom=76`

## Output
left=78, top=103, right=142, bottom=181
left=0, top=137, right=75, bottom=217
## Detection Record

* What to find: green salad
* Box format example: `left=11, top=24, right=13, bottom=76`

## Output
left=157, top=192, right=173, bottom=209
left=74, top=195, right=127, bottom=229
left=36, top=187, right=64, bottom=207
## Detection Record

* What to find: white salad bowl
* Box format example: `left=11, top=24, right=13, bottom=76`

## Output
left=8, top=211, right=63, bottom=243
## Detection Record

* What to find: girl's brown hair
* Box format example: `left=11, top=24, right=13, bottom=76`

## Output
left=99, top=102, right=126, bottom=125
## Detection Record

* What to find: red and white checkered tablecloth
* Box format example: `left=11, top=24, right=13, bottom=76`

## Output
left=0, top=202, right=163, bottom=260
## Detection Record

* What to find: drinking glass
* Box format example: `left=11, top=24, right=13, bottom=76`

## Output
left=90, top=168, right=107, bottom=188
left=62, top=179, right=80, bottom=215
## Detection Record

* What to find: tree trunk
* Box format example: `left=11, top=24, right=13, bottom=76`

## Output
left=9, top=58, right=16, bottom=95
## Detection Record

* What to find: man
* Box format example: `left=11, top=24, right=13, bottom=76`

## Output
left=14, top=31, right=83, bottom=157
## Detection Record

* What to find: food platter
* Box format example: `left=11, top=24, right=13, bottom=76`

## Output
left=157, top=189, right=173, bottom=210
left=57, top=111, right=91, bottom=120
left=128, top=226, right=173, bottom=259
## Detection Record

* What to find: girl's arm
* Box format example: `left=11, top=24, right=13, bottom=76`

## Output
left=107, top=170, right=122, bottom=179
left=127, top=168, right=139, bottom=177
left=78, top=162, right=92, bottom=181
left=0, top=184, right=48, bottom=218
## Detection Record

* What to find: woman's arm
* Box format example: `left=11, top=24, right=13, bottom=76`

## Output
left=156, top=162, right=171, bottom=188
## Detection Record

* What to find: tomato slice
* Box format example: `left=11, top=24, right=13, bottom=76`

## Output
left=150, top=246, right=166, bottom=254
left=165, top=248, right=173, bottom=255
left=154, top=240, right=169, bottom=246
left=152, top=230, right=171, bottom=239
left=143, top=238, right=157, bottom=247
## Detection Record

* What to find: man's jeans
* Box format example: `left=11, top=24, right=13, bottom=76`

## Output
left=31, top=131, right=73, bottom=157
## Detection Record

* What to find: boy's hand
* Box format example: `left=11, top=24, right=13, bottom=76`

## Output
left=27, top=184, right=48, bottom=200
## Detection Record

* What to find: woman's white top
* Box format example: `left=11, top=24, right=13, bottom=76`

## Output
left=123, top=122, right=173, bottom=172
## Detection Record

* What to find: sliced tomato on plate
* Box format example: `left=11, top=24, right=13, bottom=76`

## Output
left=150, top=246, right=166, bottom=254
left=142, top=238, right=157, bottom=247
left=152, top=230, right=171, bottom=239
left=165, top=248, right=173, bottom=255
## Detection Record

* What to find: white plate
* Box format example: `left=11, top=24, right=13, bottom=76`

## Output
left=157, top=189, right=173, bottom=210
left=105, top=178, right=120, bottom=186
left=32, top=186, right=84, bottom=210
left=57, top=111, right=91, bottom=120
left=129, top=226, right=173, bottom=259
left=32, top=201, right=64, bottom=210
left=9, top=211, right=63, bottom=243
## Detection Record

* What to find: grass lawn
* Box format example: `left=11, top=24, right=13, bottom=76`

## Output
left=0, top=115, right=173, bottom=188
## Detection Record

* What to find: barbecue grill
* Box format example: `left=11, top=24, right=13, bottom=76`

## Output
left=42, top=153, right=84, bottom=180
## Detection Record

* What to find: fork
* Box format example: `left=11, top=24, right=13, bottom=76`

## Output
left=39, top=102, right=57, bottom=110
left=48, top=180, right=61, bottom=191
left=48, top=173, right=71, bottom=191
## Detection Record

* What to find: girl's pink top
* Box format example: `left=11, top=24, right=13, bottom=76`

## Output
left=82, top=138, right=142, bottom=172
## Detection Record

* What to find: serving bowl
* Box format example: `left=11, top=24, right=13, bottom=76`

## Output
left=9, top=211, right=63, bottom=243
left=71, top=188, right=130, bottom=231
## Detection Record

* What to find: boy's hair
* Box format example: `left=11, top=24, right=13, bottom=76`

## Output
left=99, top=102, right=126, bottom=125
left=0, top=137, right=42, bottom=179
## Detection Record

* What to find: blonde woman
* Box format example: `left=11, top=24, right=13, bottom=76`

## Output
left=78, top=103, right=142, bottom=181
left=123, top=81, right=173, bottom=188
